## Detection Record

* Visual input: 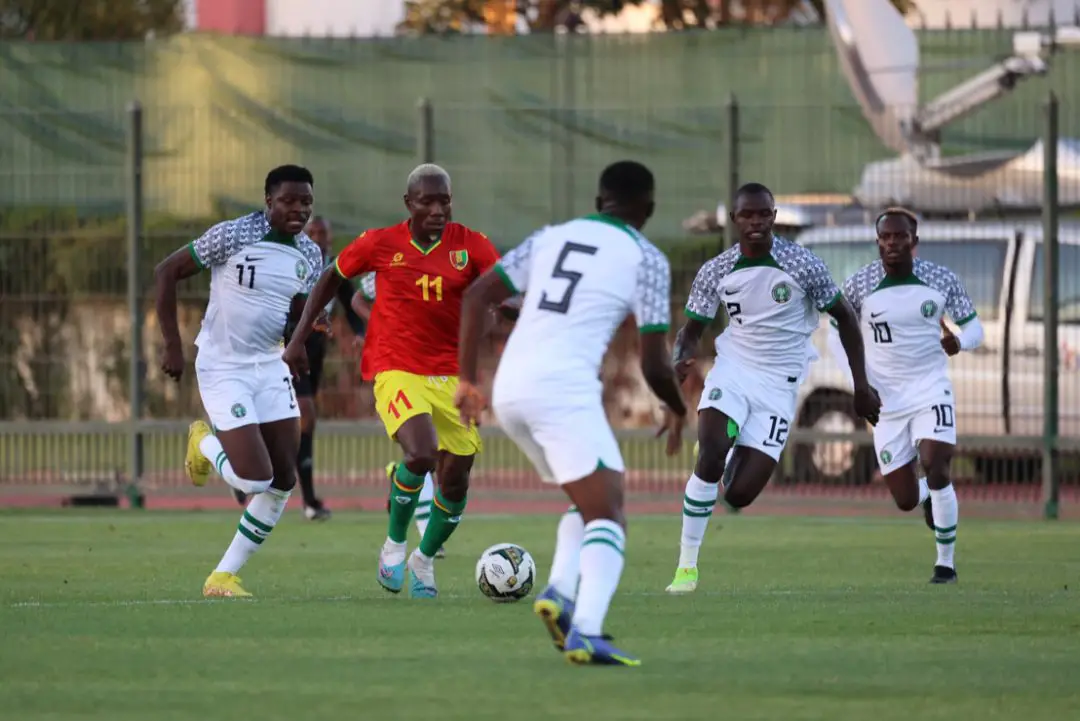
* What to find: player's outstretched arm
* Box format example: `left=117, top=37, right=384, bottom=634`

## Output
left=641, top=332, right=688, bottom=456
left=284, top=271, right=343, bottom=376
left=827, top=298, right=881, bottom=425
left=461, top=270, right=512, bottom=371
left=153, top=247, right=204, bottom=381
left=672, top=319, right=707, bottom=384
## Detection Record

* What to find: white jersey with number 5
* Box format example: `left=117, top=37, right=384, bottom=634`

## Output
left=839, top=257, right=977, bottom=416
left=492, top=214, right=672, bottom=400
left=190, top=211, right=324, bottom=366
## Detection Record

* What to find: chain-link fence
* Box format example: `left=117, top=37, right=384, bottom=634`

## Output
left=1, top=30, right=1077, bottom=513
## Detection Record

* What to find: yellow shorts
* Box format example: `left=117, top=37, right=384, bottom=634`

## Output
left=373, top=371, right=482, bottom=457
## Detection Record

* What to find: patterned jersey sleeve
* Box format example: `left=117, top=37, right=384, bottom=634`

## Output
left=684, top=255, right=727, bottom=322
left=842, top=272, right=862, bottom=316
left=944, top=268, right=978, bottom=325
left=298, top=236, right=325, bottom=295
left=797, top=249, right=843, bottom=312
left=494, top=231, right=538, bottom=294
left=634, top=241, right=671, bottom=334
left=189, top=219, right=240, bottom=269
left=359, top=272, right=376, bottom=302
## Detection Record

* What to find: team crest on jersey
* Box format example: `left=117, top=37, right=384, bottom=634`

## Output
left=295, top=260, right=308, bottom=280
left=708, top=388, right=722, bottom=401
left=880, top=450, right=892, bottom=465
left=449, top=250, right=469, bottom=271
left=230, top=403, right=247, bottom=419
left=771, top=282, right=792, bottom=304
left=920, top=300, right=937, bottom=318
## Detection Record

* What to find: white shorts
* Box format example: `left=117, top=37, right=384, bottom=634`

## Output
left=873, top=393, right=957, bottom=475
left=493, top=396, right=624, bottom=485
left=195, top=358, right=299, bottom=432
left=697, top=359, right=800, bottom=461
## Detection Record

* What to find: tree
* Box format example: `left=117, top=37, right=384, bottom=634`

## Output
left=0, top=0, right=185, bottom=40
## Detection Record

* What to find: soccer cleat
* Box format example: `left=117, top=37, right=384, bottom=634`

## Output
left=377, top=544, right=407, bottom=594
left=304, top=501, right=331, bottom=521
left=185, top=420, right=213, bottom=487
left=665, top=567, right=699, bottom=594
left=563, top=628, right=640, bottom=667
left=202, top=571, right=252, bottom=598
left=533, top=586, right=575, bottom=651
left=930, top=565, right=958, bottom=584
left=407, top=550, right=438, bottom=599
left=921, top=496, right=935, bottom=531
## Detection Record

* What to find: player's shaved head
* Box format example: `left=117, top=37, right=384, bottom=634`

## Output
left=596, top=160, right=655, bottom=230
left=404, top=164, right=452, bottom=240
left=406, top=164, right=451, bottom=195
left=735, top=182, right=774, bottom=206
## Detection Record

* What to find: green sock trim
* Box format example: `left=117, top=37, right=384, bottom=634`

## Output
left=242, top=511, right=273, bottom=534
left=418, top=491, right=467, bottom=557
left=934, top=524, right=957, bottom=534
left=393, top=462, right=426, bottom=489
left=936, top=536, right=956, bottom=545
left=683, top=496, right=716, bottom=509
left=683, top=508, right=713, bottom=518
left=582, top=537, right=624, bottom=555
left=567, top=505, right=579, bottom=514
left=237, top=523, right=263, bottom=544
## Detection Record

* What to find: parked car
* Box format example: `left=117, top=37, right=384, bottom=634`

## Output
left=792, top=221, right=1080, bottom=484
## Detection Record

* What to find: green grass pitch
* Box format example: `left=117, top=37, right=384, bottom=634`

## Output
left=1, top=510, right=1078, bottom=720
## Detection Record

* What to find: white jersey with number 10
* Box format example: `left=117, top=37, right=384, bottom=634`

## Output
left=492, top=214, right=672, bottom=399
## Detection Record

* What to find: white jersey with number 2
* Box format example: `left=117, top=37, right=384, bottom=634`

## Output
left=492, top=214, right=672, bottom=400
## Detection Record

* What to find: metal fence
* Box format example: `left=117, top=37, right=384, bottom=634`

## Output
left=0, top=31, right=1077, bottom=514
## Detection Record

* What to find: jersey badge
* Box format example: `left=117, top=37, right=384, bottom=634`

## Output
left=880, top=449, right=892, bottom=465
left=230, top=403, right=247, bottom=419
left=295, top=260, right=309, bottom=280
left=449, top=249, right=469, bottom=271
left=920, top=300, right=937, bottom=318
left=771, top=282, right=792, bottom=304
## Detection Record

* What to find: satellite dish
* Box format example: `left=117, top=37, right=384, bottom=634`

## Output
left=825, top=0, right=918, bottom=154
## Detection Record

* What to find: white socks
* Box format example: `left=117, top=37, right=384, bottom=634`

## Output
left=573, top=519, right=626, bottom=636
left=414, top=473, right=435, bottom=537
left=199, top=435, right=272, bottom=495
left=215, top=487, right=291, bottom=574
left=678, top=474, right=719, bottom=568
left=917, top=476, right=930, bottom=505
left=548, top=507, right=585, bottom=600
left=929, top=484, right=958, bottom=568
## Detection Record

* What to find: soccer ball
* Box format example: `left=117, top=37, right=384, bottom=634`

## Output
left=475, top=543, right=536, bottom=603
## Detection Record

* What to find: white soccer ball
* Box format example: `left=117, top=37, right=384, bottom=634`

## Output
left=475, top=542, right=536, bottom=603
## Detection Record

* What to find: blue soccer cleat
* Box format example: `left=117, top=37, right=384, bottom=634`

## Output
left=533, top=586, right=575, bottom=651
left=377, top=546, right=406, bottom=594
left=563, top=627, right=641, bottom=667
left=407, top=550, right=438, bottom=599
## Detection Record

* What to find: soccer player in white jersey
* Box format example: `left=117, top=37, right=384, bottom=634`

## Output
left=154, top=165, right=324, bottom=598
left=456, top=161, right=687, bottom=667
left=828, top=208, right=983, bottom=584
left=665, top=182, right=881, bottom=594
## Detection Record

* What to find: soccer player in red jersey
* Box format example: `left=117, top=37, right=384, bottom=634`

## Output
left=285, top=164, right=500, bottom=598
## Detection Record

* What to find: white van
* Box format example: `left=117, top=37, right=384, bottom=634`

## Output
left=792, top=221, right=1080, bottom=484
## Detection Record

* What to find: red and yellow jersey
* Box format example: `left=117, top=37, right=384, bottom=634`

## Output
left=335, top=221, right=500, bottom=379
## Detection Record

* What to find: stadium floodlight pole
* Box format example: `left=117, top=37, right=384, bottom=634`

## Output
left=725, top=93, right=740, bottom=256
left=126, top=100, right=145, bottom=507
left=1041, top=91, right=1060, bottom=521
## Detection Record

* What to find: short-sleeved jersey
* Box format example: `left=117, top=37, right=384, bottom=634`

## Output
left=190, top=211, right=323, bottom=365
left=334, top=221, right=499, bottom=379
left=686, top=236, right=841, bottom=380
left=839, top=257, right=977, bottom=414
left=493, top=214, right=671, bottom=398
